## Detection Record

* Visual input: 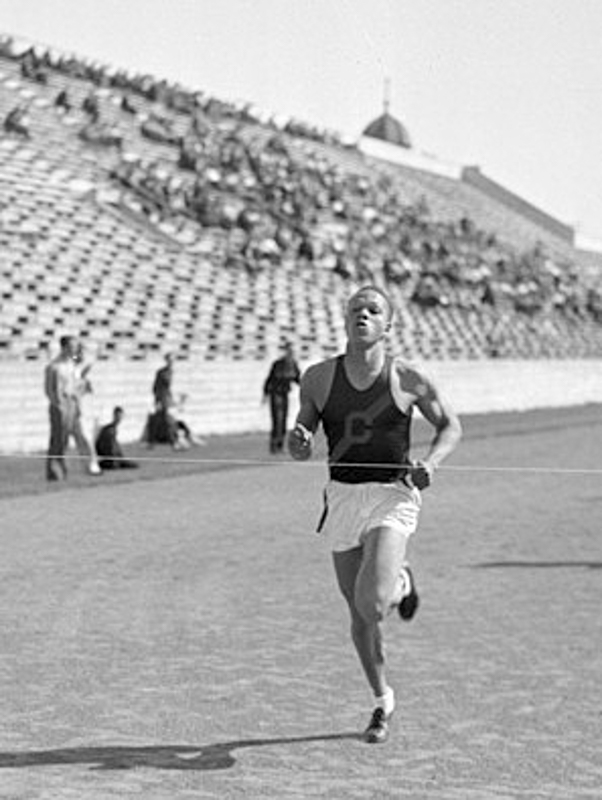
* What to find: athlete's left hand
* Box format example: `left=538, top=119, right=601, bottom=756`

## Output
left=409, top=460, right=434, bottom=490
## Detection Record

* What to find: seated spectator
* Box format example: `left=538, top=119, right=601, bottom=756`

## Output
left=178, top=136, right=203, bottom=171
left=0, top=36, right=14, bottom=59
left=297, top=235, right=314, bottom=262
left=333, top=253, right=355, bottom=280
left=3, top=105, right=30, bottom=138
left=513, top=281, right=544, bottom=315
left=586, top=288, right=602, bottom=323
left=140, top=114, right=179, bottom=146
left=481, top=280, right=497, bottom=306
left=383, top=255, right=414, bottom=285
left=411, top=275, right=446, bottom=307
left=95, top=406, right=139, bottom=469
left=82, top=91, right=100, bottom=121
left=142, top=405, right=203, bottom=450
left=120, top=94, right=138, bottom=115
left=143, top=406, right=178, bottom=448
left=190, top=109, right=209, bottom=137
left=78, top=121, right=123, bottom=149
left=173, top=393, right=206, bottom=448
left=54, top=89, right=72, bottom=113
left=20, top=50, right=48, bottom=84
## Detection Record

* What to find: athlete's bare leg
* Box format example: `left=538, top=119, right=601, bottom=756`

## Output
left=333, top=526, right=408, bottom=700
left=333, top=546, right=383, bottom=695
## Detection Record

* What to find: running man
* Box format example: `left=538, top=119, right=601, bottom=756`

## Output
left=288, top=285, right=462, bottom=743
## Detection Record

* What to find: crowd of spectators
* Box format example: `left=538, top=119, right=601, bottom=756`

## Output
left=109, top=107, right=600, bottom=327
left=1, top=32, right=600, bottom=335
left=0, top=35, right=343, bottom=147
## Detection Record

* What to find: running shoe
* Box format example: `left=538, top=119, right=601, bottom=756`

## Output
left=398, top=565, right=419, bottom=621
left=364, top=707, right=390, bottom=744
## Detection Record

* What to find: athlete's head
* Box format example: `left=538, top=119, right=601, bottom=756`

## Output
left=345, top=285, right=394, bottom=344
left=348, top=286, right=394, bottom=320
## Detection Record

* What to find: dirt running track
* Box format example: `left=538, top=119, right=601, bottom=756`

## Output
left=0, top=407, right=601, bottom=799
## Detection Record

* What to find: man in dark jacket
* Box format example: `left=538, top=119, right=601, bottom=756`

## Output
left=149, top=353, right=179, bottom=446
left=262, top=343, right=301, bottom=453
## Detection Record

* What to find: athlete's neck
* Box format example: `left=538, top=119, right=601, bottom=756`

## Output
left=344, top=344, right=386, bottom=389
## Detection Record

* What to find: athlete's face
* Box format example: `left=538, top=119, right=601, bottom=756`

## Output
left=345, top=290, right=392, bottom=345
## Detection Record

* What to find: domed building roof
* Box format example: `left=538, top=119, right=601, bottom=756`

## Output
left=363, top=109, right=412, bottom=149
left=362, top=81, right=412, bottom=149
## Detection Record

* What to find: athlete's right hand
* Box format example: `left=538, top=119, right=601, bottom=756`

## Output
left=288, top=423, right=313, bottom=461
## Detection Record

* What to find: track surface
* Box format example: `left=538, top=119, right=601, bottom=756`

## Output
left=0, top=406, right=601, bottom=798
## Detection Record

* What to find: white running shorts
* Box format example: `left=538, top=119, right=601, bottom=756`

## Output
left=316, top=480, right=422, bottom=553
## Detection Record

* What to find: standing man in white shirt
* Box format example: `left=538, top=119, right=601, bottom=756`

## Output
left=44, top=335, right=99, bottom=480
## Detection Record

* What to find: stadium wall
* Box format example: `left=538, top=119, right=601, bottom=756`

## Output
left=358, top=136, right=463, bottom=179
left=2, top=359, right=601, bottom=453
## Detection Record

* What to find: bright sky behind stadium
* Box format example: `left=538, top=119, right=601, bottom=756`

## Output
left=1, top=0, right=601, bottom=244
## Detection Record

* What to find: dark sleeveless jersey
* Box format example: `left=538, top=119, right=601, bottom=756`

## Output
left=321, top=356, right=412, bottom=483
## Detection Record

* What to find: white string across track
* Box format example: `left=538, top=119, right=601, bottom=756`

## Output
left=3, top=452, right=602, bottom=476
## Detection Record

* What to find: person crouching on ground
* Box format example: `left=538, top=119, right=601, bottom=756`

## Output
left=95, top=406, right=139, bottom=470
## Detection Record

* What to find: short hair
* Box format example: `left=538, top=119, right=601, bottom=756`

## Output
left=59, top=334, right=74, bottom=349
left=113, top=406, right=124, bottom=416
left=348, top=285, right=394, bottom=320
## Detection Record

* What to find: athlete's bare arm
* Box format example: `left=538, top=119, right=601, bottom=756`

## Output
left=288, top=359, right=336, bottom=460
left=393, top=360, right=462, bottom=487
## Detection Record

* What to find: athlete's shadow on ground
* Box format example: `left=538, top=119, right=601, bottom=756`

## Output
left=0, top=732, right=362, bottom=772
left=472, top=560, right=602, bottom=570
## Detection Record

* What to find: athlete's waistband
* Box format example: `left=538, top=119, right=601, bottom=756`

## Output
left=328, top=466, right=410, bottom=485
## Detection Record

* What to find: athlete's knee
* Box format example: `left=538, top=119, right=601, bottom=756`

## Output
left=354, top=588, right=389, bottom=625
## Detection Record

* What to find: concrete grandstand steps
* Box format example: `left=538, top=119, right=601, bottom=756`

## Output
left=308, top=129, right=574, bottom=259
left=0, top=44, right=600, bottom=368
left=382, top=162, right=574, bottom=260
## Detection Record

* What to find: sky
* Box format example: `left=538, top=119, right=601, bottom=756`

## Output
left=1, top=0, right=601, bottom=244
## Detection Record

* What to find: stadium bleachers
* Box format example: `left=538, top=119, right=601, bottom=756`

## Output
left=0, top=34, right=600, bottom=370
